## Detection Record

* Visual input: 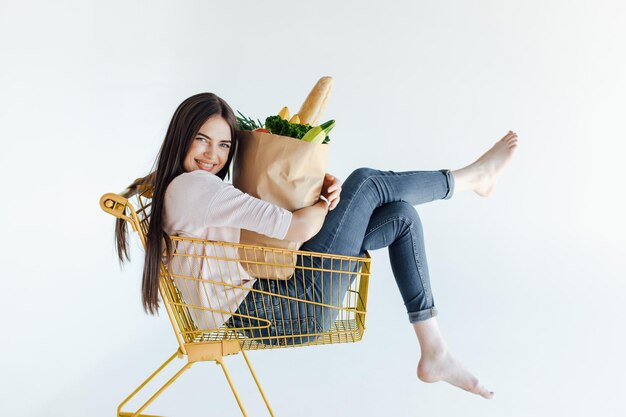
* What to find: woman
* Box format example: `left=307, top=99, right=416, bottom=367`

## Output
left=116, top=92, right=518, bottom=399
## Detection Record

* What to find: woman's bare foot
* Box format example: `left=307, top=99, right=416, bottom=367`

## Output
left=413, top=318, right=493, bottom=399
left=417, top=349, right=494, bottom=399
left=452, top=131, right=518, bottom=196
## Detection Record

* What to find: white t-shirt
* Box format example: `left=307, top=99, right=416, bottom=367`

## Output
left=163, top=170, right=292, bottom=331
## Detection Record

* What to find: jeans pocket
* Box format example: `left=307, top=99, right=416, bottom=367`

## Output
left=253, top=289, right=282, bottom=317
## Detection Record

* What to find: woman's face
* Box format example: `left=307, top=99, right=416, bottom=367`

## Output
left=183, top=115, right=232, bottom=175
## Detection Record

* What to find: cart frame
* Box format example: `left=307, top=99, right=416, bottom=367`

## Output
left=101, top=179, right=371, bottom=416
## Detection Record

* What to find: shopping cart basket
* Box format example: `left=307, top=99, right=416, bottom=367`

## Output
left=100, top=177, right=371, bottom=417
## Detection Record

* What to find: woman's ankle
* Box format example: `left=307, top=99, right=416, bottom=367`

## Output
left=450, top=167, right=476, bottom=194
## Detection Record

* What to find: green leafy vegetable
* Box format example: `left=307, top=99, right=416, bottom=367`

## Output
left=236, top=112, right=331, bottom=144
left=265, top=116, right=331, bottom=143
left=264, top=116, right=311, bottom=139
left=236, top=111, right=263, bottom=131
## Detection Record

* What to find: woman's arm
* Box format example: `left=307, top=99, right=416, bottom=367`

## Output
left=283, top=172, right=342, bottom=241
left=283, top=200, right=329, bottom=242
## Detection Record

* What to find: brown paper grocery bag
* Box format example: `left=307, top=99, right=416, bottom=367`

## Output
left=233, top=130, right=329, bottom=279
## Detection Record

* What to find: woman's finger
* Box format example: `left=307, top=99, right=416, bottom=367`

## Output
left=328, top=187, right=341, bottom=198
left=328, top=189, right=341, bottom=209
left=328, top=181, right=342, bottom=193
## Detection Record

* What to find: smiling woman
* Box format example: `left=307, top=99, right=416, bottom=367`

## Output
left=117, top=93, right=241, bottom=317
left=183, top=116, right=233, bottom=175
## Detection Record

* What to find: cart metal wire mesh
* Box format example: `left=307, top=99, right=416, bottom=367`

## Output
left=101, top=178, right=370, bottom=351
left=168, top=238, right=369, bottom=348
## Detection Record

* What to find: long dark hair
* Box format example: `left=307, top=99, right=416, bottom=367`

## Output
left=115, top=92, right=239, bottom=314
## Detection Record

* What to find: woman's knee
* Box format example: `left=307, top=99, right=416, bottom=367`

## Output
left=386, top=202, right=423, bottom=234
left=389, top=201, right=421, bottom=222
left=345, top=167, right=378, bottom=186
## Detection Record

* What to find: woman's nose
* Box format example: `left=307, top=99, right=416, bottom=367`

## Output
left=203, top=147, right=216, bottom=158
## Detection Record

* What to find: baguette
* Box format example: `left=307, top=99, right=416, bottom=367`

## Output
left=297, top=76, right=334, bottom=126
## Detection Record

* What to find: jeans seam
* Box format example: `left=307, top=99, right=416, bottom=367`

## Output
left=406, top=216, right=431, bottom=307
left=363, top=216, right=400, bottom=240
left=329, top=174, right=387, bottom=253
left=365, top=213, right=432, bottom=308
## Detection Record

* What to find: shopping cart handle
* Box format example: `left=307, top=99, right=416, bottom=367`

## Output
left=100, top=193, right=134, bottom=223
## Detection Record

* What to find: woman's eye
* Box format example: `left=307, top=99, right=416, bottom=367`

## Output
left=196, top=137, right=208, bottom=143
left=220, top=143, right=231, bottom=148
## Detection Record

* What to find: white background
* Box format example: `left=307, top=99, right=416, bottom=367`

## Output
left=2, top=1, right=625, bottom=416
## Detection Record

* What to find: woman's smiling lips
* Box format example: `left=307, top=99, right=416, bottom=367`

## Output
left=196, top=159, right=217, bottom=171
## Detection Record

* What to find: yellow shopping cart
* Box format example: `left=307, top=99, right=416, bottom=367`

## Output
left=100, top=177, right=371, bottom=417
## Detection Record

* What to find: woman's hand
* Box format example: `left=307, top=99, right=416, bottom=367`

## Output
left=321, top=173, right=342, bottom=211
left=285, top=173, right=342, bottom=242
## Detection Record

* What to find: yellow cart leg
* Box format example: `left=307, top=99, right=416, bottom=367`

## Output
left=241, top=350, right=275, bottom=417
left=117, top=350, right=193, bottom=417
left=217, top=358, right=249, bottom=417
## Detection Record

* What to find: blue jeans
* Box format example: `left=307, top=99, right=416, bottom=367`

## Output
left=230, top=168, right=455, bottom=345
